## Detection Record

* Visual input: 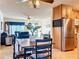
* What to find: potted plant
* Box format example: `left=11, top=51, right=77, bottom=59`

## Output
left=26, top=23, right=41, bottom=38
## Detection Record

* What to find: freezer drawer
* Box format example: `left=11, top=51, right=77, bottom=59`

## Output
left=64, top=37, right=75, bottom=51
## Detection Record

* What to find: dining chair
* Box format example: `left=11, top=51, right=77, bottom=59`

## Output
left=12, top=35, right=34, bottom=59
left=31, top=39, right=52, bottom=59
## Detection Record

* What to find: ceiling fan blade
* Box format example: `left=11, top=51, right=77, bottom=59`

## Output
left=40, top=0, right=54, bottom=3
left=16, top=0, right=28, bottom=3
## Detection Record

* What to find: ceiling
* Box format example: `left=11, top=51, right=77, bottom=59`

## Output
left=0, top=0, right=79, bottom=20
left=53, top=0, right=79, bottom=10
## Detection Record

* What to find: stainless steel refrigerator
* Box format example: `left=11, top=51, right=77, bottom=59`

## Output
left=62, top=18, right=75, bottom=51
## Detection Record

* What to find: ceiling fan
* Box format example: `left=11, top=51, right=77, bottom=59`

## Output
left=16, top=0, right=54, bottom=8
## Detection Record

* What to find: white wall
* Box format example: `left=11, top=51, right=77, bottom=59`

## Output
left=0, top=10, right=4, bottom=45
left=0, top=10, right=3, bottom=21
left=0, top=10, right=4, bottom=33
left=4, top=17, right=26, bottom=22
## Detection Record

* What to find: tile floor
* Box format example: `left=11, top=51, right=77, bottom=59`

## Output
left=0, top=46, right=77, bottom=59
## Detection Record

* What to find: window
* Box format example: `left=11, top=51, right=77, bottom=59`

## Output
left=9, top=25, right=25, bottom=35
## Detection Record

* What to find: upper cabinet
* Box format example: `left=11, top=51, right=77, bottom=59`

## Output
left=53, top=4, right=79, bottom=20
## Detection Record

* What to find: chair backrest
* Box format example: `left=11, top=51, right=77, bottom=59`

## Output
left=12, top=35, right=16, bottom=59
left=13, top=31, right=30, bottom=56
left=15, top=31, right=29, bottom=39
left=43, top=34, right=50, bottom=39
left=13, top=35, right=23, bottom=59
left=1, top=32, right=7, bottom=38
left=35, top=39, right=52, bottom=59
left=13, top=35, right=35, bottom=59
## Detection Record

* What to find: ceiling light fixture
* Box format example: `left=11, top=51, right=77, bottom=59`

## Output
left=17, top=0, right=54, bottom=8
left=32, top=0, right=40, bottom=8
left=32, top=0, right=54, bottom=8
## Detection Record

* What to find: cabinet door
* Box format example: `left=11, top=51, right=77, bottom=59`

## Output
left=53, top=27, right=62, bottom=50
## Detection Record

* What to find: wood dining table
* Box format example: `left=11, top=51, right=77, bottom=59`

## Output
left=17, top=38, right=54, bottom=55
